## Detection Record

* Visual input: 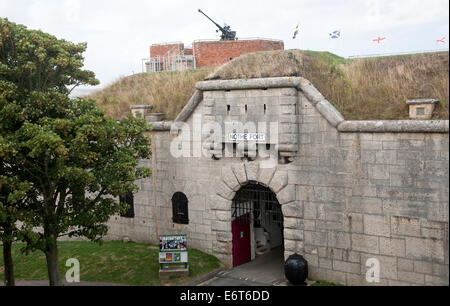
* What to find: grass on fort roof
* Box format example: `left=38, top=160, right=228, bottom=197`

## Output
left=0, top=241, right=220, bottom=286
left=91, top=50, right=449, bottom=121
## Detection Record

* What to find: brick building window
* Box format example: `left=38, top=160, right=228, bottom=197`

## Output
left=120, top=193, right=135, bottom=218
left=172, top=192, right=189, bottom=224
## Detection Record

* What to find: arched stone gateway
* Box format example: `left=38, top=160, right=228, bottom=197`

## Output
left=212, top=162, right=303, bottom=268
left=232, top=183, right=284, bottom=267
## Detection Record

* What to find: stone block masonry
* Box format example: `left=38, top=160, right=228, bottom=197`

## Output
left=105, top=77, right=448, bottom=286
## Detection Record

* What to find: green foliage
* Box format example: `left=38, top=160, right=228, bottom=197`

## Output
left=0, top=17, right=152, bottom=282
left=0, top=241, right=221, bottom=286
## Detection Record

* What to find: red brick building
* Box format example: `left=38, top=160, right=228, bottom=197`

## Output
left=146, top=38, right=284, bottom=72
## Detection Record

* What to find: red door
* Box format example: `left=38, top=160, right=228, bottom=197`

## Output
left=232, top=214, right=251, bottom=267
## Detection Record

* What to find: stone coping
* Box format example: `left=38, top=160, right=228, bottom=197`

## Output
left=174, top=90, right=203, bottom=123
left=337, top=120, right=449, bottom=133
left=195, top=77, right=304, bottom=91
left=406, top=99, right=440, bottom=105
left=130, top=105, right=154, bottom=109
left=157, top=77, right=450, bottom=134
left=150, top=121, right=173, bottom=131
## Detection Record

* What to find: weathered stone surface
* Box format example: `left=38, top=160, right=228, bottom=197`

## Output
left=338, top=120, right=449, bottom=133
left=304, top=231, right=327, bottom=247
left=405, top=237, right=445, bottom=262
left=281, top=202, right=303, bottom=218
left=297, top=79, right=326, bottom=106
left=257, top=167, right=276, bottom=187
left=244, top=162, right=259, bottom=182
left=174, top=90, right=203, bottom=122
left=315, top=100, right=345, bottom=128
left=277, top=184, right=296, bottom=205
left=269, top=171, right=288, bottom=193
left=284, top=228, right=304, bottom=241
left=327, top=232, right=351, bottom=249
left=221, top=166, right=240, bottom=191
left=379, top=237, right=406, bottom=257
left=150, top=121, right=173, bottom=131
left=284, top=217, right=304, bottom=230
left=231, top=163, right=247, bottom=185
left=280, top=88, right=298, bottom=96
left=196, top=77, right=303, bottom=91
left=364, top=215, right=391, bottom=237
left=215, top=181, right=235, bottom=200
left=333, top=260, right=360, bottom=274
left=352, top=234, right=379, bottom=254
left=211, top=220, right=231, bottom=233
left=391, top=216, right=421, bottom=237
left=210, top=196, right=231, bottom=211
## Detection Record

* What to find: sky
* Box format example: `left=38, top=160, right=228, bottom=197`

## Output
left=1, top=0, right=449, bottom=95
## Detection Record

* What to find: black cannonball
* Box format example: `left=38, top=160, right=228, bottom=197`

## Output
left=284, top=253, right=308, bottom=285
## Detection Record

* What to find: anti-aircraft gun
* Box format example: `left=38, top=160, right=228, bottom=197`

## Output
left=198, top=9, right=237, bottom=41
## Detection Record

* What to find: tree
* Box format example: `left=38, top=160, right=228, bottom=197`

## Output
left=0, top=170, right=33, bottom=286
left=0, top=18, right=152, bottom=286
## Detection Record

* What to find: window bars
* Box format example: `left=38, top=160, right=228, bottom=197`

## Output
left=232, top=183, right=283, bottom=227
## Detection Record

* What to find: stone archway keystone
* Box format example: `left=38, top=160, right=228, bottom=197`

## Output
left=244, top=162, right=259, bottom=182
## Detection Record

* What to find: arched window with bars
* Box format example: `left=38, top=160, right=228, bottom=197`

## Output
left=172, top=192, right=189, bottom=224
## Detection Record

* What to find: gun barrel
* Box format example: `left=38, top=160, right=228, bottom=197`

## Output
left=198, top=9, right=226, bottom=33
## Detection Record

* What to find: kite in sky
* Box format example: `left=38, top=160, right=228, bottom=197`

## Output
left=373, top=37, right=386, bottom=44
left=329, top=30, right=341, bottom=39
left=436, top=36, right=446, bottom=44
left=293, top=24, right=299, bottom=39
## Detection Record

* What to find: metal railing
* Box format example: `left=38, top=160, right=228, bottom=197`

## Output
left=144, top=54, right=196, bottom=73
left=193, top=37, right=284, bottom=43
left=347, top=48, right=448, bottom=59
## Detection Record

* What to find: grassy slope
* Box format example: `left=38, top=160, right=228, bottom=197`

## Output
left=90, top=68, right=213, bottom=120
left=92, top=50, right=449, bottom=121
left=0, top=241, right=220, bottom=286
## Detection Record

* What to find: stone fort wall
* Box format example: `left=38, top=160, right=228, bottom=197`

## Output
left=106, top=78, right=449, bottom=286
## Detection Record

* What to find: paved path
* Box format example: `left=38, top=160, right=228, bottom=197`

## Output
left=198, top=248, right=287, bottom=286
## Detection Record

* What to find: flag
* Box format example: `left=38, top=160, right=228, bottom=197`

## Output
left=372, top=37, right=386, bottom=44
left=329, top=30, right=341, bottom=39
left=293, top=24, right=299, bottom=39
left=436, top=36, right=446, bottom=44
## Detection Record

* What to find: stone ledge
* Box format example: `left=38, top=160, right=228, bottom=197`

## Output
left=406, top=99, right=439, bottom=105
left=150, top=121, right=173, bottom=131
left=195, top=77, right=304, bottom=91
left=337, top=120, right=449, bottom=133
left=315, top=100, right=345, bottom=127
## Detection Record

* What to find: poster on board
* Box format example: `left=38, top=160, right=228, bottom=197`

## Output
left=159, top=234, right=188, bottom=264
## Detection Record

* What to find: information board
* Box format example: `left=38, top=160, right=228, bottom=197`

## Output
left=159, top=234, right=188, bottom=264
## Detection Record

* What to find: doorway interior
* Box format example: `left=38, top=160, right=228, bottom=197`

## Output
left=231, top=183, right=284, bottom=267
